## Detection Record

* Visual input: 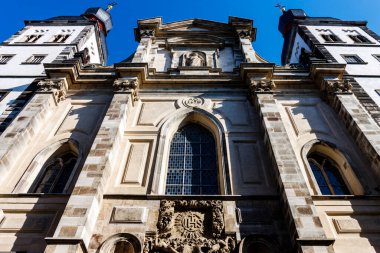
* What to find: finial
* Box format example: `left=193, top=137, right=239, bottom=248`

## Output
left=275, top=3, right=286, bottom=13
left=106, top=2, right=118, bottom=12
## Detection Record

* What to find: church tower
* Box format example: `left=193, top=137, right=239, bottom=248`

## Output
left=0, top=7, right=112, bottom=134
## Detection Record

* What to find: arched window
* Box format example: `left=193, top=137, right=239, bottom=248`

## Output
left=308, top=152, right=349, bottom=195
left=165, top=123, right=218, bottom=195
left=34, top=150, right=78, bottom=193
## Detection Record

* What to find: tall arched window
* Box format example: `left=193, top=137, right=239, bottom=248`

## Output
left=34, top=150, right=78, bottom=193
left=165, top=123, right=218, bottom=195
left=308, top=152, right=349, bottom=195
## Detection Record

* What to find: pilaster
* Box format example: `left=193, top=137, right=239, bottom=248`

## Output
left=0, top=78, right=66, bottom=185
left=249, top=83, right=334, bottom=253
left=45, top=80, right=134, bottom=253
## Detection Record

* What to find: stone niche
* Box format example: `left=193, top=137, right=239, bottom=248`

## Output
left=143, top=200, right=236, bottom=253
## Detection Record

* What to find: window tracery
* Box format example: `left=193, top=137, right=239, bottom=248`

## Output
left=307, top=152, right=349, bottom=195
left=165, top=123, right=218, bottom=195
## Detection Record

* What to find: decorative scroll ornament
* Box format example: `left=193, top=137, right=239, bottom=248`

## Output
left=113, top=77, right=139, bottom=101
left=177, top=97, right=213, bottom=110
left=144, top=200, right=235, bottom=253
left=249, top=80, right=276, bottom=95
left=37, top=79, right=66, bottom=103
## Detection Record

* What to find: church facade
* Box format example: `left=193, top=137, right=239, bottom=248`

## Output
left=0, top=7, right=379, bottom=253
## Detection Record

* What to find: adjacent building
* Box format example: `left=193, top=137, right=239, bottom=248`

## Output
left=0, top=7, right=379, bottom=253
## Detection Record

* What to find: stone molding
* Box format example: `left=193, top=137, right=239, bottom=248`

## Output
left=113, top=77, right=139, bottom=102
left=37, top=79, right=67, bottom=104
left=237, top=29, right=253, bottom=40
left=144, top=200, right=236, bottom=253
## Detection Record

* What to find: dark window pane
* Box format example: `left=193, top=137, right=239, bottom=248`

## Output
left=165, top=124, right=218, bottom=195
left=309, top=161, right=332, bottom=195
left=324, top=160, right=350, bottom=195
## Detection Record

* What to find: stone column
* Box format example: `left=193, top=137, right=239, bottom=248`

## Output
left=0, top=79, right=67, bottom=185
left=45, top=78, right=137, bottom=253
left=236, top=29, right=258, bottom=63
left=249, top=80, right=334, bottom=253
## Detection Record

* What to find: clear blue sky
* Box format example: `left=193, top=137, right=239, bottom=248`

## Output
left=2, top=0, right=380, bottom=65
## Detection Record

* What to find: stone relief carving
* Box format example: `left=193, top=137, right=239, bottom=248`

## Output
left=176, top=97, right=213, bottom=110
left=237, top=29, right=252, bottom=40
left=249, top=80, right=276, bottom=95
left=184, top=52, right=206, bottom=67
left=37, top=79, right=66, bottom=103
left=322, top=79, right=353, bottom=101
left=113, top=77, right=139, bottom=101
left=144, top=200, right=235, bottom=253
left=140, top=29, right=155, bottom=38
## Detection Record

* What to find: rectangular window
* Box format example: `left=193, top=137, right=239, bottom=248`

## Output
left=341, top=54, right=365, bottom=64
left=349, top=34, right=371, bottom=43
left=0, top=55, right=14, bottom=64
left=321, top=34, right=342, bottom=43
left=47, top=34, right=70, bottom=43
left=22, top=55, right=46, bottom=64
left=375, top=90, right=380, bottom=96
left=21, top=34, right=42, bottom=43
left=0, top=90, right=10, bottom=102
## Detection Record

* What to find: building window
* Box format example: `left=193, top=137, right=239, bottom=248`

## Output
left=348, top=34, right=371, bottom=43
left=48, top=34, right=70, bottom=43
left=321, top=34, right=341, bottom=43
left=308, top=152, right=350, bottom=195
left=165, top=123, right=218, bottom=195
left=21, top=34, right=42, bottom=43
left=34, top=151, right=78, bottom=193
left=341, top=54, right=365, bottom=64
left=22, top=55, right=46, bottom=64
left=0, top=55, right=14, bottom=64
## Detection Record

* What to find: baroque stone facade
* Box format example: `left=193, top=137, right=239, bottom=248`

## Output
left=0, top=7, right=379, bottom=253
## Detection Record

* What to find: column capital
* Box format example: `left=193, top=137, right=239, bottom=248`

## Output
left=113, top=77, right=140, bottom=104
left=322, top=79, right=353, bottom=101
left=36, top=78, right=67, bottom=104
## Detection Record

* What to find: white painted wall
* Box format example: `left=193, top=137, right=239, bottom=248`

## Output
left=0, top=77, right=35, bottom=114
left=79, top=30, right=102, bottom=64
left=305, top=25, right=380, bottom=45
left=355, top=77, right=380, bottom=106
left=289, top=33, right=312, bottom=64
left=10, top=25, right=87, bottom=45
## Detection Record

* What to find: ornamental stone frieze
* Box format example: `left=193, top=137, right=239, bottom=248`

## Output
left=144, top=200, right=236, bottom=253
left=36, top=79, right=67, bottom=104
left=113, top=77, right=140, bottom=102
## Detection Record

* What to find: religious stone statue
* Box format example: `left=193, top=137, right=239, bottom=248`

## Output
left=184, top=52, right=206, bottom=67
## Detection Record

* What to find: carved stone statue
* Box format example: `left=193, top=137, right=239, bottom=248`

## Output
left=184, top=52, right=206, bottom=67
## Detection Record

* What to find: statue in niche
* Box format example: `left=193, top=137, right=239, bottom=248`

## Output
left=184, top=52, right=206, bottom=67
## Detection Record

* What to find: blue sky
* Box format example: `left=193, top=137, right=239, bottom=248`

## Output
left=2, top=0, right=380, bottom=65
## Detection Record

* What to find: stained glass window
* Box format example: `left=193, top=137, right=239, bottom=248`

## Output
left=308, top=153, right=349, bottom=195
left=34, top=151, right=77, bottom=193
left=165, top=124, right=218, bottom=195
